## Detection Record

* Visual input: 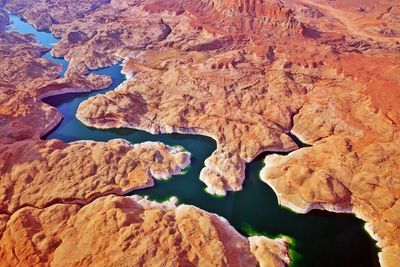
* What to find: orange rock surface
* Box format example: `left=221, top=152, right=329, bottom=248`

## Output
left=57, top=0, right=400, bottom=265
left=0, top=1, right=290, bottom=265
left=0, top=195, right=289, bottom=266
left=0, top=138, right=190, bottom=214
left=77, top=50, right=305, bottom=195
left=0, top=12, right=112, bottom=143
left=262, top=135, right=400, bottom=266
left=1, top=0, right=400, bottom=266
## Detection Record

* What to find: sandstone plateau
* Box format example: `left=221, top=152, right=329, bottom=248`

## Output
left=0, top=0, right=400, bottom=266
left=0, top=195, right=289, bottom=266
left=0, top=139, right=190, bottom=214
left=0, top=0, right=292, bottom=266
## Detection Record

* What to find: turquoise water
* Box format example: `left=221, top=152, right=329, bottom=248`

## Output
left=7, top=13, right=380, bottom=267
left=6, top=15, right=68, bottom=76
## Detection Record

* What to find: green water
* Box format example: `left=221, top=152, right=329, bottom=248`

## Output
left=7, top=13, right=380, bottom=267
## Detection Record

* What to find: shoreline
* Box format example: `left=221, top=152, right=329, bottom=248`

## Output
left=259, top=150, right=395, bottom=267
left=11, top=8, right=387, bottom=259
left=76, top=88, right=302, bottom=196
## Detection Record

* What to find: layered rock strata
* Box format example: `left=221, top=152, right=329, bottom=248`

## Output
left=0, top=195, right=290, bottom=266
left=0, top=1, right=291, bottom=265
left=260, top=67, right=400, bottom=265
left=0, top=138, right=190, bottom=214
left=0, top=0, right=399, bottom=266
left=49, top=0, right=399, bottom=265
left=77, top=51, right=305, bottom=195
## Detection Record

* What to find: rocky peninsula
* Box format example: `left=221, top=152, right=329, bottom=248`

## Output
left=0, top=0, right=399, bottom=266
left=74, top=0, right=399, bottom=265
left=0, top=195, right=289, bottom=266
left=0, top=0, right=292, bottom=266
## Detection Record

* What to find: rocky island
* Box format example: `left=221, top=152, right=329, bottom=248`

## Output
left=0, top=0, right=399, bottom=266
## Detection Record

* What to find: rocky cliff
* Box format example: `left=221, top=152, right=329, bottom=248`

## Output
left=0, top=0, right=399, bottom=266
left=0, top=195, right=289, bottom=266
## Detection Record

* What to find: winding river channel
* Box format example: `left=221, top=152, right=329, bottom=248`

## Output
left=8, top=14, right=380, bottom=267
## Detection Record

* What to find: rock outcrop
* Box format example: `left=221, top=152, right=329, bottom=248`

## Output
left=249, top=236, right=290, bottom=267
left=1, top=0, right=400, bottom=266
left=0, top=0, right=295, bottom=266
left=260, top=76, right=400, bottom=265
left=0, top=138, right=190, bottom=214
left=77, top=50, right=305, bottom=195
left=4, top=0, right=110, bottom=30
left=62, top=0, right=400, bottom=265
left=0, top=195, right=289, bottom=267
left=262, top=136, right=400, bottom=266
left=0, top=13, right=113, bottom=143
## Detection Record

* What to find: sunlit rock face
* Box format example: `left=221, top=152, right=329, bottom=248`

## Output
left=0, top=195, right=289, bottom=267
left=0, top=1, right=293, bottom=266
left=73, top=1, right=399, bottom=265
left=0, top=139, right=190, bottom=214
left=0, top=0, right=400, bottom=266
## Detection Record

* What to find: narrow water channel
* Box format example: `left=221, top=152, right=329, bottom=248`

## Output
left=7, top=14, right=380, bottom=267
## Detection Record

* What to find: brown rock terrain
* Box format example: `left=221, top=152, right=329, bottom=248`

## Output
left=0, top=138, right=190, bottom=214
left=0, top=0, right=400, bottom=266
left=260, top=63, right=400, bottom=265
left=249, top=236, right=290, bottom=267
left=262, top=135, right=400, bottom=266
left=0, top=195, right=289, bottom=266
left=38, top=0, right=397, bottom=265
left=0, top=12, right=112, bottom=143
left=293, top=0, right=400, bottom=41
left=257, top=2, right=400, bottom=265
left=4, top=0, right=110, bottom=30
left=0, top=1, right=291, bottom=265
left=77, top=50, right=305, bottom=195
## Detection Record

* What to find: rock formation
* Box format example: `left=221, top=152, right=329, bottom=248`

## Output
left=77, top=50, right=306, bottom=195
left=0, top=195, right=289, bottom=266
left=0, top=0, right=400, bottom=266
left=65, top=0, right=400, bottom=265
left=0, top=11, right=113, bottom=143
left=260, top=72, right=400, bottom=265
left=0, top=139, right=190, bottom=214
left=262, top=135, right=400, bottom=266
left=0, top=1, right=291, bottom=265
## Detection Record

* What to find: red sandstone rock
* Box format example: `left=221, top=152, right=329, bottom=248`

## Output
left=0, top=138, right=190, bottom=214
left=1, top=0, right=400, bottom=265
left=0, top=195, right=289, bottom=267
